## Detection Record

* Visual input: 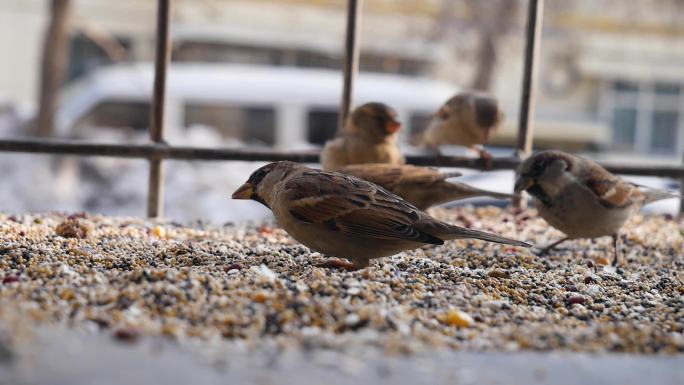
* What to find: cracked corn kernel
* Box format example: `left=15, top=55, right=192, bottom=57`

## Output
left=252, top=291, right=270, bottom=303
left=443, top=310, right=474, bottom=328
left=152, top=226, right=166, bottom=238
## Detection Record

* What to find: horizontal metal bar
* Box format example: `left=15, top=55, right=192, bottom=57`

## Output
left=0, top=138, right=683, bottom=178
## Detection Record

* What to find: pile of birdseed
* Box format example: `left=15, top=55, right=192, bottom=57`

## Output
left=0, top=207, right=683, bottom=354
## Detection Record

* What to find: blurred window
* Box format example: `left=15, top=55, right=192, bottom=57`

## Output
left=184, top=104, right=275, bottom=145
left=307, top=109, right=338, bottom=145
left=650, top=111, right=678, bottom=154
left=174, top=42, right=428, bottom=75
left=75, top=101, right=150, bottom=131
left=613, top=80, right=639, bottom=94
left=655, top=83, right=680, bottom=97
left=609, top=80, right=683, bottom=156
left=612, top=107, right=637, bottom=150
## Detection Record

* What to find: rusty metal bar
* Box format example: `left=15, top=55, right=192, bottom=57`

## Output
left=2, top=138, right=684, bottom=178
left=147, top=0, right=172, bottom=218
left=516, top=0, right=544, bottom=158
left=680, top=153, right=684, bottom=216
left=337, top=0, right=363, bottom=133
left=514, top=0, right=544, bottom=208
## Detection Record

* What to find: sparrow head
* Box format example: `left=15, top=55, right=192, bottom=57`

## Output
left=430, top=92, right=503, bottom=142
left=471, top=94, right=504, bottom=141
left=348, top=102, right=401, bottom=140
left=514, top=150, right=575, bottom=194
left=232, top=161, right=302, bottom=208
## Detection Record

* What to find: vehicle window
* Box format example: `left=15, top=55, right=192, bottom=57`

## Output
left=307, top=109, right=338, bottom=145
left=75, top=101, right=150, bottom=131
left=184, top=104, right=276, bottom=145
left=408, top=112, right=432, bottom=137
left=68, top=32, right=132, bottom=81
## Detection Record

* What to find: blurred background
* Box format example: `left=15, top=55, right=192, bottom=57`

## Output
left=0, top=0, right=683, bottom=222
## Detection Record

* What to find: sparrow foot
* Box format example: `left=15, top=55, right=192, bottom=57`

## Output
left=477, top=148, right=494, bottom=170
left=535, top=237, right=571, bottom=256
left=611, top=234, right=622, bottom=266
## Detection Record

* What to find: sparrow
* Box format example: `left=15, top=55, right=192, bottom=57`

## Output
left=320, top=102, right=405, bottom=171
left=338, top=163, right=517, bottom=210
left=233, top=161, right=531, bottom=270
left=417, top=92, right=504, bottom=168
left=514, top=150, right=681, bottom=265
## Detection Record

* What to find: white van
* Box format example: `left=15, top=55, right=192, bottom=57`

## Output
left=56, top=63, right=458, bottom=148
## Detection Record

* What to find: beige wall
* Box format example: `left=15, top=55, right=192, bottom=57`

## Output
left=0, top=0, right=46, bottom=109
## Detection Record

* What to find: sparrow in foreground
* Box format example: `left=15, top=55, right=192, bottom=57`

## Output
left=320, top=102, right=405, bottom=171
left=515, top=150, right=681, bottom=265
left=417, top=92, right=504, bottom=168
left=338, top=163, right=517, bottom=210
left=233, top=161, right=531, bottom=270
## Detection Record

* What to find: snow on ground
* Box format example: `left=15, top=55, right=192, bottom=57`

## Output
left=0, top=152, right=274, bottom=223
left=0, top=153, right=679, bottom=223
left=0, top=118, right=680, bottom=222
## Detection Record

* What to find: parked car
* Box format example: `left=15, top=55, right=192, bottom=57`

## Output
left=56, top=62, right=458, bottom=148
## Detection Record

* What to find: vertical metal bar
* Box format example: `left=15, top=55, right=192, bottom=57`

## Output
left=148, top=0, right=172, bottom=218
left=338, top=0, right=363, bottom=133
left=515, top=0, right=544, bottom=158
left=514, top=0, right=544, bottom=209
left=680, top=184, right=684, bottom=216
left=680, top=154, right=684, bottom=216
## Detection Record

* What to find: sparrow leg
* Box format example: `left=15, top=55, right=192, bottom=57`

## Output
left=611, top=234, right=621, bottom=266
left=536, top=237, right=571, bottom=256
left=471, top=145, right=493, bottom=170
left=316, top=258, right=366, bottom=271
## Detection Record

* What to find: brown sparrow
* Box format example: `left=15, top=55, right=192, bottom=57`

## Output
left=338, top=163, right=516, bottom=210
left=514, top=150, right=680, bottom=265
left=233, top=161, right=531, bottom=270
left=320, top=102, right=405, bottom=171
left=418, top=92, right=504, bottom=167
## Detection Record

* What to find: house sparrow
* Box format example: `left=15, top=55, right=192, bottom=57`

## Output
left=320, top=102, right=405, bottom=171
left=418, top=92, right=504, bottom=168
left=233, top=161, right=531, bottom=270
left=514, top=150, right=681, bottom=265
left=338, top=163, right=517, bottom=210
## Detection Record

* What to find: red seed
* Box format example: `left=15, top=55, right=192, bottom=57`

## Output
left=567, top=294, right=586, bottom=306
left=113, top=327, right=140, bottom=343
left=2, top=275, right=19, bottom=284
left=224, top=263, right=245, bottom=272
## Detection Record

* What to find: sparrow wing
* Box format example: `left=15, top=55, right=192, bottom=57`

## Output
left=283, top=170, right=443, bottom=245
left=580, top=163, right=643, bottom=208
left=339, top=164, right=462, bottom=190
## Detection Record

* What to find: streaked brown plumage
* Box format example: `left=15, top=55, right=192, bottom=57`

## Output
left=418, top=92, right=504, bottom=166
left=515, top=150, right=681, bottom=265
left=320, top=102, right=405, bottom=171
left=233, top=161, right=531, bottom=270
left=338, top=163, right=516, bottom=210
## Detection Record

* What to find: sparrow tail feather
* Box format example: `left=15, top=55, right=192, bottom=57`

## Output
left=443, top=226, right=532, bottom=248
left=642, top=188, right=682, bottom=205
left=447, top=183, right=518, bottom=201
left=419, top=220, right=532, bottom=248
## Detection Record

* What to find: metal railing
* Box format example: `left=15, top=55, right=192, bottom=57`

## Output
left=1, top=0, right=682, bottom=217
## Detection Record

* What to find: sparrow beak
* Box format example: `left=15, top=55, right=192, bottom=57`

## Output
left=232, top=182, right=255, bottom=200
left=514, top=176, right=534, bottom=193
left=386, top=120, right=401, bottom=134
